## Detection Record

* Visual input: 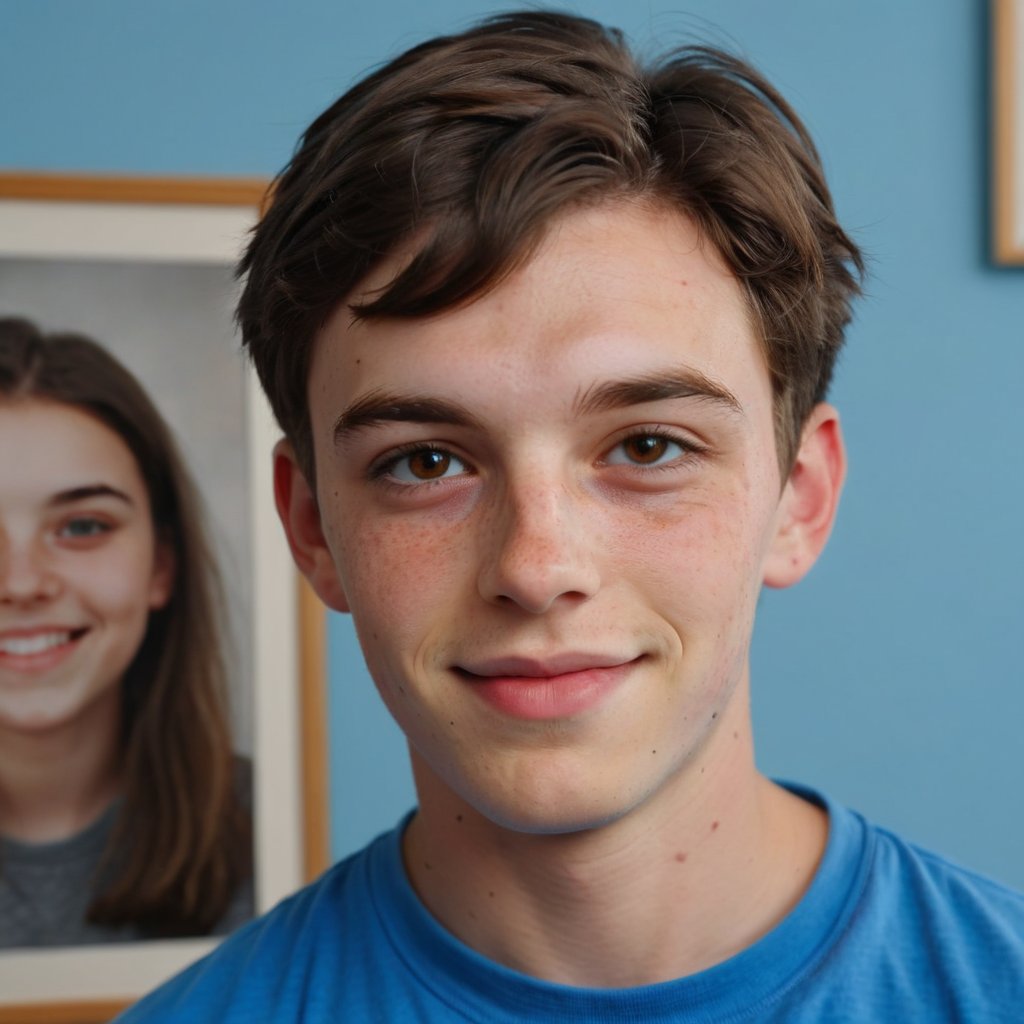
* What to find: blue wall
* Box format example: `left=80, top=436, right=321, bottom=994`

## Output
left=5, top=0, right=1022, bottom=887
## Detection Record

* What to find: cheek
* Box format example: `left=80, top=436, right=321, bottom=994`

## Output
left=339, top=518, right=446, bottom=607
left=614, top=488, right=769, bottom=637
left=74, top=547, right=162, bottom=622
left=331, top=514, right=469, bottom=662
left=613, top=486, right=752, bottom=571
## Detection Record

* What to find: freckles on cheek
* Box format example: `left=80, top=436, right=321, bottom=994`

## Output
left=342, top=519, right=462, bottom=620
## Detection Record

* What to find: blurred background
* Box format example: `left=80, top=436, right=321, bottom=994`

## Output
left=3, top=0, right=1022, bottom=888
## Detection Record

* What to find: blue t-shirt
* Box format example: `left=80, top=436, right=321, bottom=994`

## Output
left=117, top=787, right=1024, bottom=1022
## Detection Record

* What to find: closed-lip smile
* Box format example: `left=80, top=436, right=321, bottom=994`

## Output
left=455, top=653, right=642, bottom=720
left=457, top=652, right=640, bottom=680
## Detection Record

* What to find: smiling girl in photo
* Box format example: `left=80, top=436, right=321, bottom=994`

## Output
left=0, top=317, right=252, bottom=947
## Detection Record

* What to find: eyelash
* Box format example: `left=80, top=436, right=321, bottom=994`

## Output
left=55, top=516, right=115, bottom=542
left=601, top=428, right=706, bottom=471
left=369, top=443, right=473, bottom=487
left=369, top=428, right=705, bottom=488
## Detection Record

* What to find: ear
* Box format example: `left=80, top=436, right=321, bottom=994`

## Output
left=762, top=403, right=846, bottom=589
left=273, top=439, right=350, bottom=612
left=147, top=541, right=175, bottom=610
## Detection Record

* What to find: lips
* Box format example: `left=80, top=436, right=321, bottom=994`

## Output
left=0, top=627, right=88, bottom=670
left=0, top=631, right=74, bottom=656
left=460, top=652, right=636, bottom=679
left=456, top=653, right=641, bottom=720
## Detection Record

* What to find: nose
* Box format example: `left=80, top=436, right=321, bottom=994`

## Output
left=476, top=473, right=600, bottom=615
left=0, top=538, right=61, bottom=605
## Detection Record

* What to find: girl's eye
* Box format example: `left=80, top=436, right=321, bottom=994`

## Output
left=57, top=517, right=112, bottom=540
left=605, top=433, right=688, bottom=467
left=383, top=447, right=470, bottom=484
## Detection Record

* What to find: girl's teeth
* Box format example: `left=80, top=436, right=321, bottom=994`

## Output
left=0, top=632, right=72, bottom=656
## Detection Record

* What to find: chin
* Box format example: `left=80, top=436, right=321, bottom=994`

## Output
left=457, top=762, right=646, bottom=838
left=489, top=807, right=627, bottom=838
left=413, top=726, right=675, bottom=837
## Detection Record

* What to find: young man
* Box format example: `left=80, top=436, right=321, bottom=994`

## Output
left=120, top=10, right=1024, bottom=1022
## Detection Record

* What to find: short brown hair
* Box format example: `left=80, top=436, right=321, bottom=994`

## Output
left=238, top=9, right=863, bottom=479
left=0, top=317, right=251, bottom=937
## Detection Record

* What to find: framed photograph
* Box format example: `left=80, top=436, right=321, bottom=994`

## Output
left=0, top=173, right=328, bottom=1022
left=995, top=0, right=1024, bottom=263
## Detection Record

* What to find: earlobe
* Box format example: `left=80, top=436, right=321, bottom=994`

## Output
left=273, top=439, right=350, bottom=612
left=763, top=404, right=846, bottom=590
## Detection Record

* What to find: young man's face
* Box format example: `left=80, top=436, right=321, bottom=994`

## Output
left=283, top=201, right=837, bottom=835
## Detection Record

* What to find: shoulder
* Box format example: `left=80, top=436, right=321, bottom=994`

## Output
left=864, top=819, right=1024, bottom=949
left=114, top=826, right=398, bottom=1023
left=815, top=805, right=1024, bottom=1019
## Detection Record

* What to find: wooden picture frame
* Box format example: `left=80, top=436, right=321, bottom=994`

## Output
left=995, top=0, right=1024, bottom=263
left=0, top=172, right=329, bottom=1023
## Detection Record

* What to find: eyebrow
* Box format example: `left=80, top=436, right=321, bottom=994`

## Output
left=332, top=366, right=743, bottom=446
left=574, top=367, right=743, bottom=418
left=333, top=390, right=483, bottom=445
left=47, top=484, right=135, bottom=508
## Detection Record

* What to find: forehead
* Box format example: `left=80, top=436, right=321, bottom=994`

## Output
left=0, top=400, right=145, bottom=498
left=309, top=201, right=770, bottom=428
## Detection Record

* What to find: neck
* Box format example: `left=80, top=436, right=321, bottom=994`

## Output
left=0, top=690, right=123, bottom=843
left=403, top=692, right=826, bottom=987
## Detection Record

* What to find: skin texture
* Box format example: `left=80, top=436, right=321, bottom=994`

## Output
left=0, top=400, right=172, bottom=841
left=277, top=201, right=846, bottom=984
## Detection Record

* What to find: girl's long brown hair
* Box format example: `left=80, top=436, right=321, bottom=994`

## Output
left=0, top=316, right=251, bottom=936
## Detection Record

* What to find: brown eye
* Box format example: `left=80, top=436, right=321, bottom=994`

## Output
left=622, top=435, right=670, bottom=464
left=605, top=433, right=688, bottom=469
left=383, top=447, right=469, bottom=484
left=408, top=449, right=451, bottom=479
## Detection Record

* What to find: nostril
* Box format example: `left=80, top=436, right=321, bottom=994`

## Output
left=476, top=491, right=601, bottom=612
left=0, top=559, right=60, bottom=600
